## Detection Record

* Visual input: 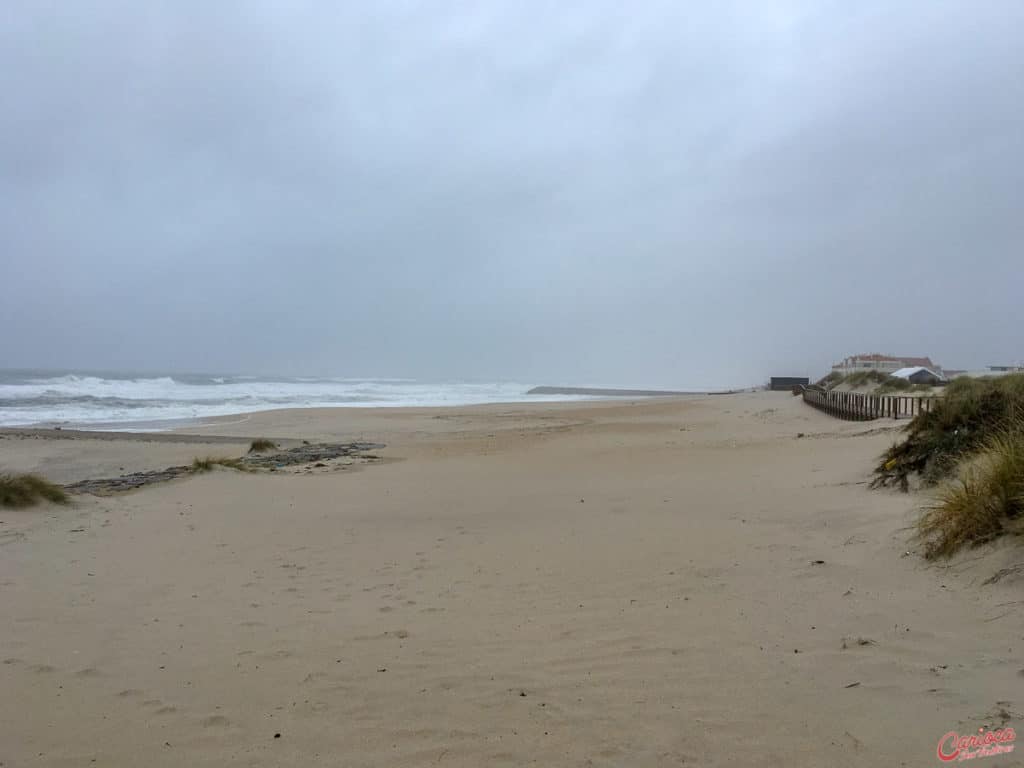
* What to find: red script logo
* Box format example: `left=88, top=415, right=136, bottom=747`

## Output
left=936, top=727, right=1016, bottom=762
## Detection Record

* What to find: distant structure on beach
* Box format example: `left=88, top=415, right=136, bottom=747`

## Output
left=944, top=364, right=1024, bottom=379
left=831, top=353, right=940, bottom=376
left=986, top=364, right=1024, bottom=372
left=526, top=386, right=731, bottom=397
left=769, top=376, right=809, bottom=391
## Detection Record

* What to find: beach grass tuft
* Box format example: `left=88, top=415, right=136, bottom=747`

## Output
left=868, top=373, right=1024, bottom=556
left=248, top=438, right=278, bottom=453
left=917, top=428, right=1024, bottom=558
left=191, top=456, right=249, bottom=473
left=0, top=473, right=69, bottom=508
left=872, top=373, right=1024, bottom=490
left=815, top=371, right=844, bottom=388
left=842, top=370, right=893, bottom=389
left=816, top=370, right=929, bottom=394
left=874, top=378, right=932, bottom=395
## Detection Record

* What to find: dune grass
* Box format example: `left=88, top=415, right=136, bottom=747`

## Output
left=191, top=456, right=249, bottom=473
left=815, top=371, right=844, bottom=388
left=819, top=370, right=933, bottom=393
left=873, top=374, right=1024, bottom=489
left=248, top=438, right=278, bottom=453
left=0, top=473, right=69, bottom=508
left=816, top=370, right=929, bottom=393
left=874, top=378, right=932, bottom=395
left=842, top=370, right=894, bottom=389
left=917, top=428, right=1024, bottom=558
left=868, top=373, right=1024, bottom=557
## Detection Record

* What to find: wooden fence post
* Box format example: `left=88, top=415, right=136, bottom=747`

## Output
left=799, top=387, right=939, bottom=422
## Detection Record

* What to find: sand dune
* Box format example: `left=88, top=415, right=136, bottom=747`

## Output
left=1, top=393, right=1021, bottom=766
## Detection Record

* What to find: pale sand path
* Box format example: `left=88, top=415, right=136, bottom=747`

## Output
left=1, top=393, right=1021, bottom=766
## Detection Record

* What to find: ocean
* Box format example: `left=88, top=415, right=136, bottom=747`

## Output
left=0, top=370, right=592, bottom=430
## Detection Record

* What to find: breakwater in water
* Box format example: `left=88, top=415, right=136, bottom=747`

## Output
left=527, top=386, right=739, bottom=397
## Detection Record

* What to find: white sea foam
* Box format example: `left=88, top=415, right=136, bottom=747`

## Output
left=0, top=371, right=590, bottom=430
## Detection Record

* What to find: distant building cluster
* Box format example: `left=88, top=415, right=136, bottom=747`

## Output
left=831, top=353, right=939, bottom=376
left=830, top=353, right=1023, bottom=384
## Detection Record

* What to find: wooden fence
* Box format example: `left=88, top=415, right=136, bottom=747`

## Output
left=801, top=385, right=937, bottom=421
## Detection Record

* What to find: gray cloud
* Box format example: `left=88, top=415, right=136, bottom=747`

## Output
left=2, top=1, right=1021, bottom=387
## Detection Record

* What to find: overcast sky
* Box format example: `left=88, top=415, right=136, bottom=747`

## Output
left=1, top=1, right=1021, bottom=388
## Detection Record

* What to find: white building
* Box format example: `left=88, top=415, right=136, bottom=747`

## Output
left=832, top=353, right=939, bottom=376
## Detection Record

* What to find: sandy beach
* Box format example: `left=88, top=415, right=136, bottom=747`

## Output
left=1, top=392, right=1021, bottom=767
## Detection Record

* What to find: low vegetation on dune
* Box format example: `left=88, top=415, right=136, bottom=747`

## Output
left=871, top=373, right=1024, bottom=558
left=841, top=370, right=893, bottom=389
left=916, top=430, right=1024, bottom=558
left=874, top=378, right=933, bottom=395
left=248, top=438, right=277, bottom=453
left=873, top=375, right=1024, bottom=489
left=815, top=371, right=844, bottom=388
left=191, top=456, right=250, bottom=472
left=815, top=369, right=931, bottom=394
left=0, top=473, right=69, bottom=508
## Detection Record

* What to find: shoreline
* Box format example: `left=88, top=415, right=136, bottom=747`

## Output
left=0, top=426, right=277, bottom=444
left=0, top=392, right=717, bottom=435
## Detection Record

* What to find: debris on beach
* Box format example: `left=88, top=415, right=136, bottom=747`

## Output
left=64, top=442, right=385, bottom=496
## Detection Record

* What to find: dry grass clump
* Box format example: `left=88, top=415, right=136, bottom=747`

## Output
left=843, top=370, right=893, bottom=389
left=815, top=371, right=844, bottom=388
left=816, top=370, right=928, bottom=394
left=871, top=374, right=1024, bottom=557
left=917, top=429, right=1024, bottom=558
left=0, top=473, right=69, bottom=508
left=873, top=374, right=1024, bottom=489
left=248, top=438, right=278, bottom=453
left=191, top=456, right=249, bottom=473
left=874, top=378, right=932, bottom=395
